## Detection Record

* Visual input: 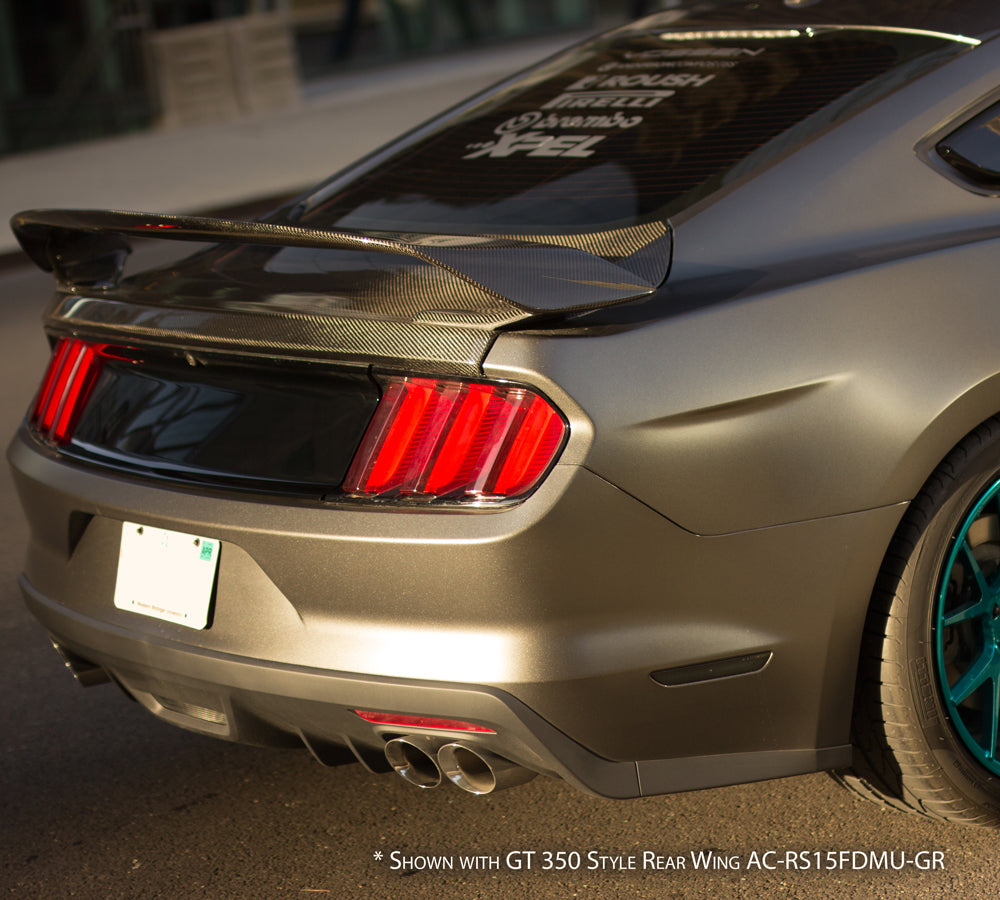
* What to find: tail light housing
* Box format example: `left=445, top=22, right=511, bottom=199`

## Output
left=30, top=338, right=107, bottom=445
left=342, top=375, right=567, bottom=504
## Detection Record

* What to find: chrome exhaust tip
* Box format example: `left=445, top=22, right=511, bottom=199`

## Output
left=384, top=736, right=443, bottom=789
left=437, top=743, right=536, bottom=795
left=51, top=640, right=110, bottom=686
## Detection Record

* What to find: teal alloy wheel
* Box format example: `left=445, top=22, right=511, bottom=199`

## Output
left=935, top=477, right=1000, bottom=777
left=837, top=421, right=1000, bottom=826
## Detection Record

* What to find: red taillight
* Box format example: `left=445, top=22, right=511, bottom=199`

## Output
left=30, top=338, right=105, bottom=444
left=354, top=710, right=495, bottom=734
left=342, top=376, right=566, bottom=503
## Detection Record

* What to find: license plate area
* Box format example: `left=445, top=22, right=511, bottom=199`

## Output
left=113, top=522, right=220, bottom=629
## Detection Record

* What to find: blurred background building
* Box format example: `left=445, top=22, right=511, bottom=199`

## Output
left=0, top=0, right=663, bottom=155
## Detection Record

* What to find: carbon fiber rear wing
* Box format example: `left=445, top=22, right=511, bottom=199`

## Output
left=11, top=208, right=671, bottom=316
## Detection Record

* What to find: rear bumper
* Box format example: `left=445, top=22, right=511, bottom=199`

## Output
left=9, top=428, right=903, bottom=795
left=24, top=576, right=644, bottom=796
left=23, top=579, right=851, bottom=798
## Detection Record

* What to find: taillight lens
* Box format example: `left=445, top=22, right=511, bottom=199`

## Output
left=342, top=376, right=566, bottom=504
left=30, top=338, right=106, bottom=444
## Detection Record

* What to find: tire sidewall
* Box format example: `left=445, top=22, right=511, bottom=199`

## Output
left=900, top=444, right=1000, bottom=814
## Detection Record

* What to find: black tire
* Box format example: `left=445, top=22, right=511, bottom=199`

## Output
left=836, top=419, right=1000, bottom=826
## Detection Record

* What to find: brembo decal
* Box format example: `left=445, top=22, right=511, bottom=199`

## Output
left=494, top=111, right=644, bottom=134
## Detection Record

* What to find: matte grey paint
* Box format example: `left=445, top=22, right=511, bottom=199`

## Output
left=481, top=33, right=1000, bottom=535
left=8, top=429, right=903, bottom=768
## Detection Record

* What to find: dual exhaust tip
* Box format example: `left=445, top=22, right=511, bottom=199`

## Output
left=384, top=736, right=535, bottom=795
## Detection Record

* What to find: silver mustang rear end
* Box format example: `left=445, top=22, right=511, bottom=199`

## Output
left=10, top=5, right=999, bottom=814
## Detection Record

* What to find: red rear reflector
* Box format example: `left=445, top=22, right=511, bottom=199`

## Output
left=354, top=710, right=495, bottom=734
left=30, top=338, right=106, bottom=444
left=342, top=376, right=566, bottom=503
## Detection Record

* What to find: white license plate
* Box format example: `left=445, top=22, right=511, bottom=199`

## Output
left=113, top=522, right=220, bottom=629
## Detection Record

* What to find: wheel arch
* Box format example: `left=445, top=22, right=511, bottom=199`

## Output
left=846, top=382, right=1000, bottom=701
left=834, top=402, right=1000, bottom=824
left=886, top=370, right=1000, bottom=518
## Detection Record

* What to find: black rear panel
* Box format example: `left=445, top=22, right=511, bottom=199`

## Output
left=64, top=351, right=379, bottom=496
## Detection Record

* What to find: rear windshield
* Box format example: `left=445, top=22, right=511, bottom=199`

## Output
left=299, top=27, right=964, bottom=233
